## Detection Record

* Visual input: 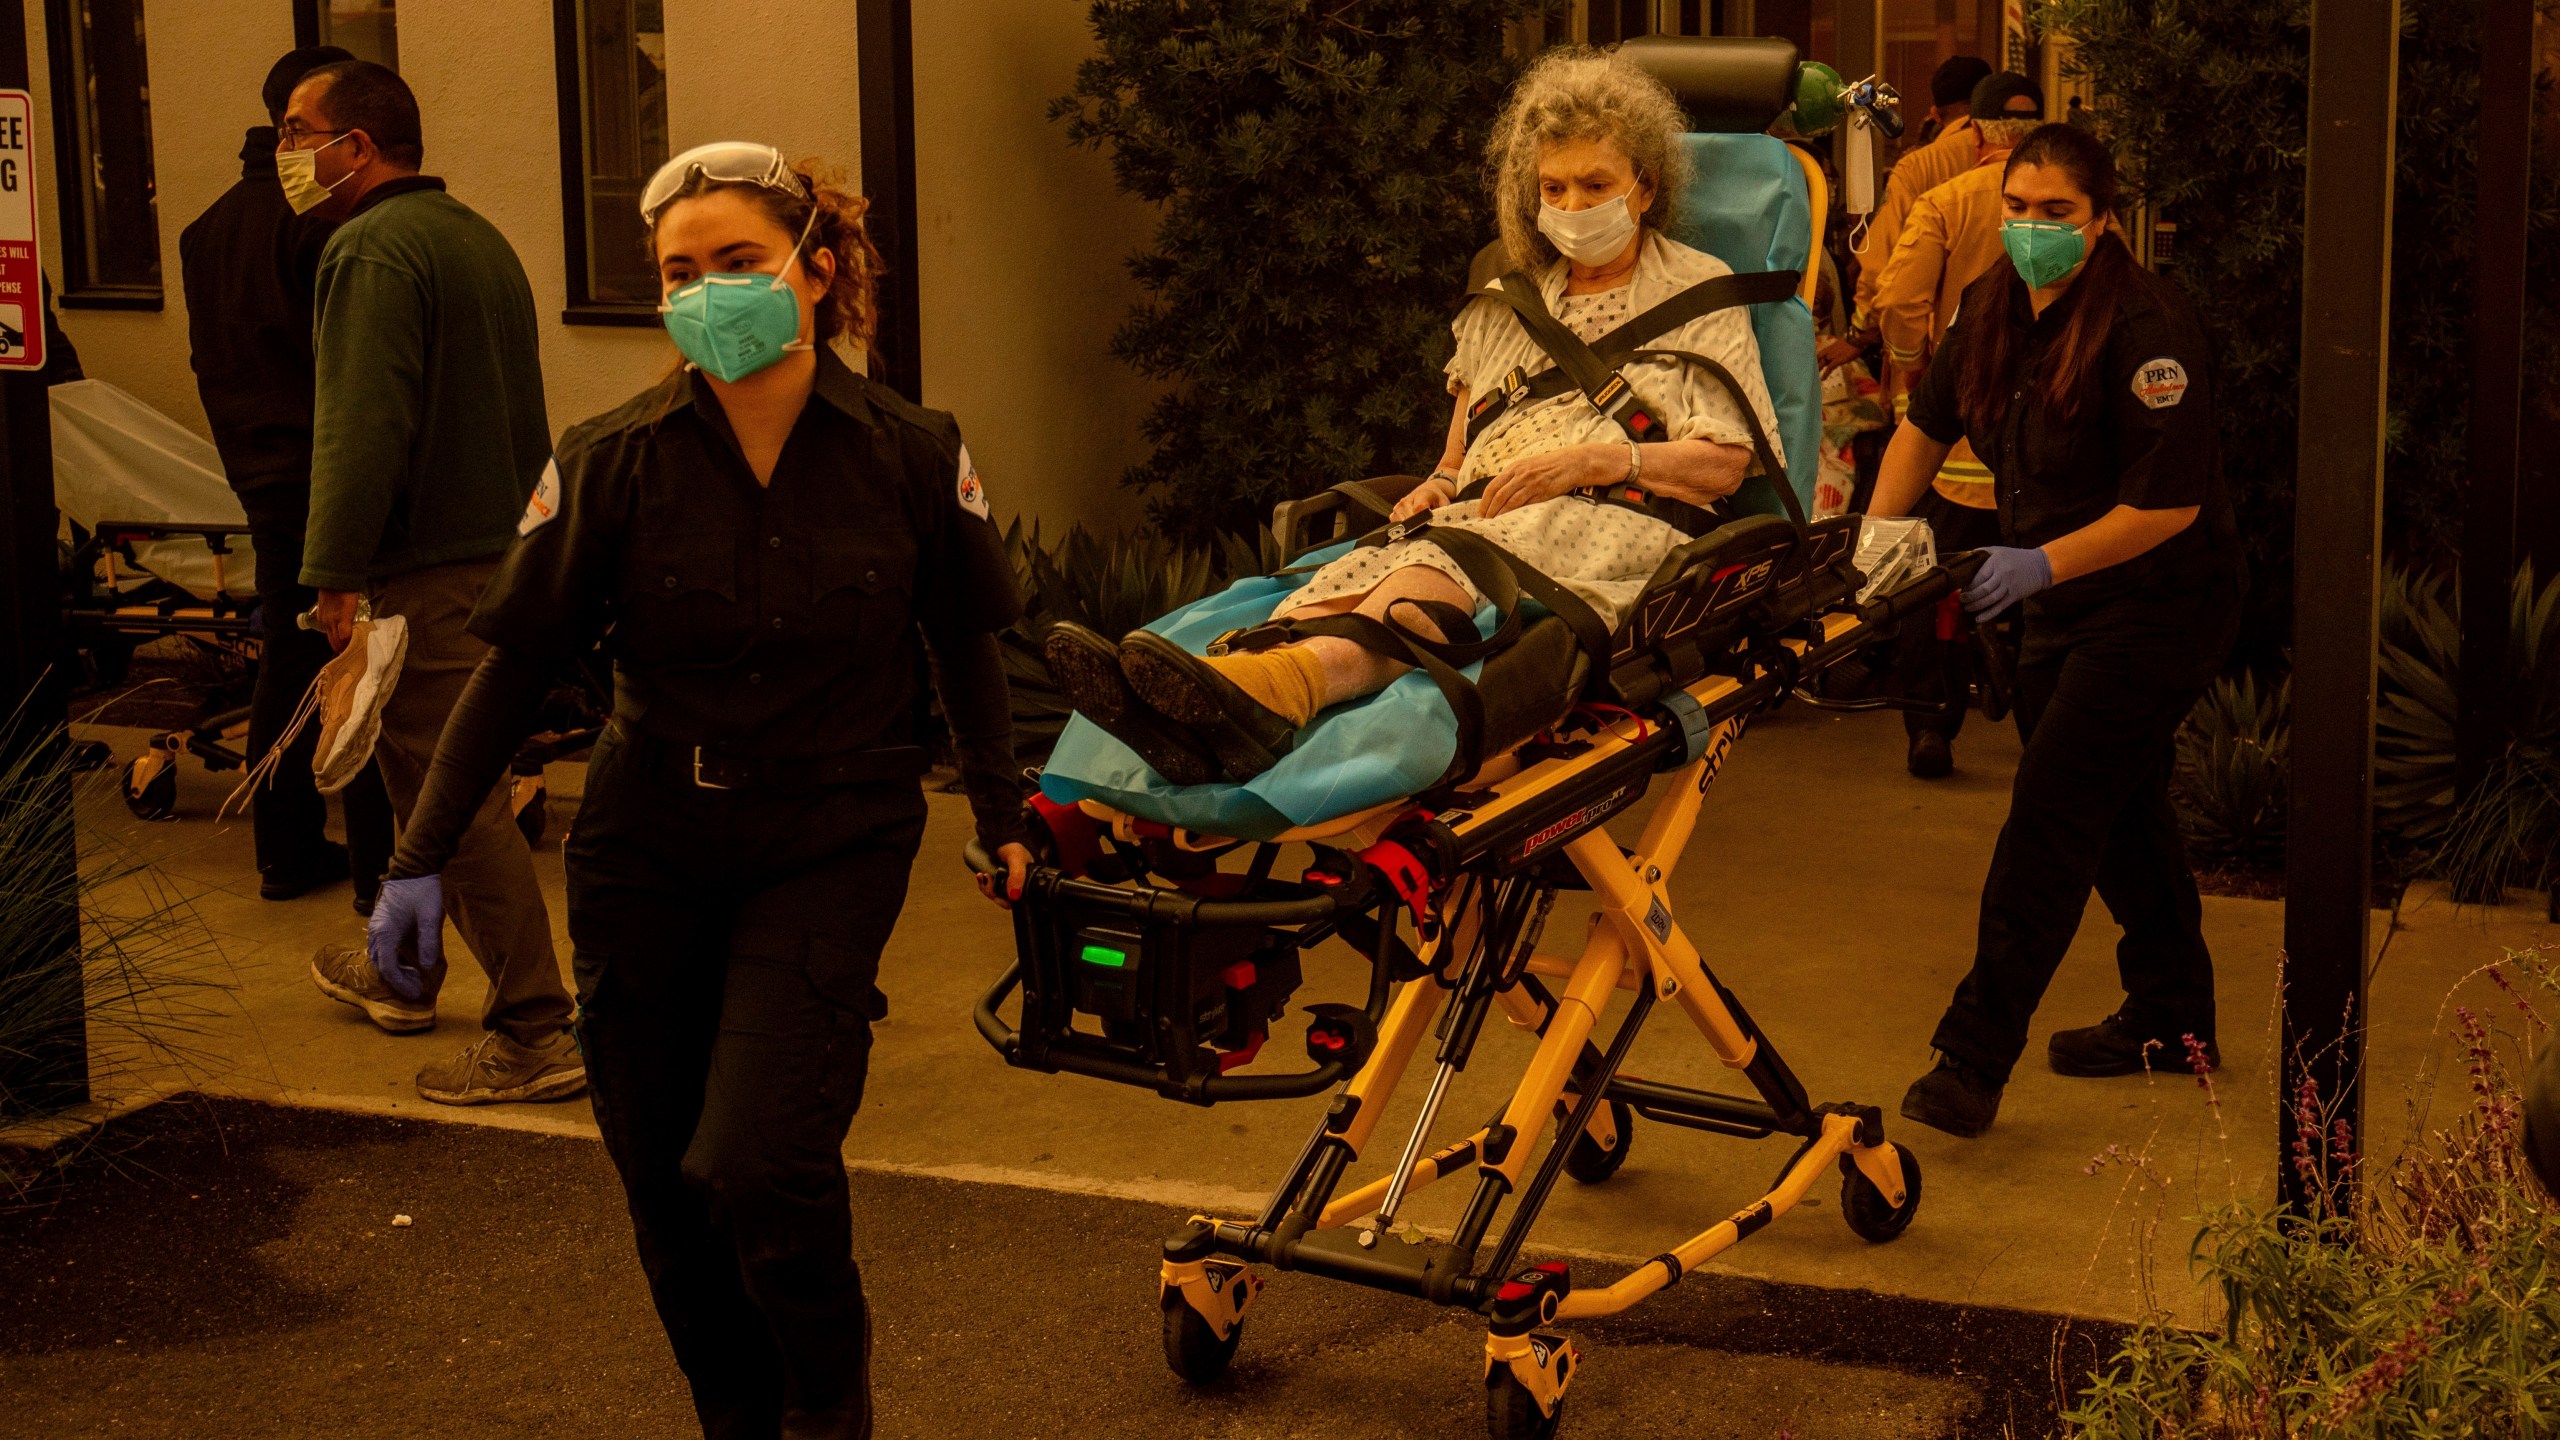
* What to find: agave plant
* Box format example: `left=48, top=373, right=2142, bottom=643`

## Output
left=2174, top=673, right=2289, bottom=864
left=994, top=520, right=1237, bottom=762
left=2374, top=564, right=2560, bottom=901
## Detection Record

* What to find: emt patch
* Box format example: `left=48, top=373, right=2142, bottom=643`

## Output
left=955, top=444, right=989, bottom=519
left=2130, top=357, right=2189, bottom=410
left=518, top=458, right=561, bottom=535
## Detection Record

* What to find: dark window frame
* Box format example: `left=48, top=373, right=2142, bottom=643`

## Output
left=552, top=0, right=665, bottom=327
left=291, top=0, right=399, bottom=71
left=45, top=0, right=161, bottom=310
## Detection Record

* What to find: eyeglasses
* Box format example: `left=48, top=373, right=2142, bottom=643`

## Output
left=276, top=124, right=350, bottom=148
left=640, top=142, right=807, bottom=223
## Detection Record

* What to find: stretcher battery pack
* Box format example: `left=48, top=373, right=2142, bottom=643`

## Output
left=1006, top=870, right=1334, bottom=1103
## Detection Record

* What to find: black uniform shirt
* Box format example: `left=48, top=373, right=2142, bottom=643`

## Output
left=176, top=127, right=336, bottom=490
left=1906, top=264, right=2242, bottom=662
left=471, top=349, right=1022, bottom=759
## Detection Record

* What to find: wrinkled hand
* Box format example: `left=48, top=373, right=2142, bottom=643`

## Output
left=1478, top=443, right=1630, bottom=520
left=1815, top=335, right=1864, bottom=374
left=1960, top=546, right=2053, bottom=618
left=311, top=589, right=364, bottom=652
left=975, top=842, right=1037, bottom=910
left=1389, top=474, right=1457, bottom=524
left=367, top=874, right=447, bottom=1000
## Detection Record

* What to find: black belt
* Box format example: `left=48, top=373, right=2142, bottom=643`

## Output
left=608, top=722, right=931, bottom=790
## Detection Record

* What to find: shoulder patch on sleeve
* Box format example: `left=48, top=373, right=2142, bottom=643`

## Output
left=2131, top=357, right=2190, bottom=410
left=955, top=444, right=989, bottom=520
left=518, top=457, right=561, bottom=536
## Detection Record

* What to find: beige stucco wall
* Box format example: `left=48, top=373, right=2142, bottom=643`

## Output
left=17, top=0, right=1156, bottom=532
left=912, top=0, right=1155, bottom=531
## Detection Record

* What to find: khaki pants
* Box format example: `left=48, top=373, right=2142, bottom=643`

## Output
left=369, top=558, right=573, bottom=1046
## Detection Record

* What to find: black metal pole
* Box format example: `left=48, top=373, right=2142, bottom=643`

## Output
left=855, top=0, right=922, bottom=403
left=2282, top=0, right=2398, bottom=1218
left=2454, top=0, right=2532, bottom=836
left=0, top=0, right=84, bottom=1118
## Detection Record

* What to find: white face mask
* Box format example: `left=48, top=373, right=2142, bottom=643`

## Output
left=1537, top=190, right=1641, bottom=267
left=278, top=133, right=353, bottom=216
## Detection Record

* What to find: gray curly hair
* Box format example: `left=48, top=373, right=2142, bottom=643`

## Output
left=1488, top=46, right=1694, bottom=272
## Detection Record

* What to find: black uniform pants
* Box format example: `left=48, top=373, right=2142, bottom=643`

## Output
left=236, top=481, right=393, bottom=881
left=1891, top=490, right=2004, bottom=741
left=567, top=726, right=925, bottom=1440
left=1928, top=632, right=2216, bottom=1084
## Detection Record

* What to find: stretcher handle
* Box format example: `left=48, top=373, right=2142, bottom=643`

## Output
left=960, top=838, right=1360, bottom=927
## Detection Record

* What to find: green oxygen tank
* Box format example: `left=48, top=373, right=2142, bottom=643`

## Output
left=1782, top=61, right=1847, bottom=138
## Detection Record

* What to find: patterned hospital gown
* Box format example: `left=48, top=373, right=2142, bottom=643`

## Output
left=1281, top=232, right=1783, bottom=632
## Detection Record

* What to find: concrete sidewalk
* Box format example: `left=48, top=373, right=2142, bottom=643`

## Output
left=57, top=705, right=2557, bottom=1331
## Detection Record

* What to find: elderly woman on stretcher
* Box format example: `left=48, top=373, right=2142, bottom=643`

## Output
left=1049, top=49, right=1783, bottom=787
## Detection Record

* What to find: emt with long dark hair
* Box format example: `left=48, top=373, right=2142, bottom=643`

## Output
left=1870, top=123, right=2242, bottom=1139
left=365, top=143, right=1035, bottom=1435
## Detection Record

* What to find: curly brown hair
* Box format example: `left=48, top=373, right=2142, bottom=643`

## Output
left=648, top=157, right=887, bottom=353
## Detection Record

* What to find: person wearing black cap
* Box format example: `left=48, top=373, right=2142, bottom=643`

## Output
left=1870, top=71, right=2047, bottom=778
left=178, top=44, right=396, bottom=909
left=1837, top=54, right=1992, bottom=377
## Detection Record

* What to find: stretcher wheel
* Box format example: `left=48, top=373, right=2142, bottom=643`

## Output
left=1161, top=1291, right=1242, bottom=1384
left=1562, top=1099, right=1633, bottom=1185
left=1486, top=1369, right=1563, bottom=1440
left=122, top=757, right=177, bottom=821
left=1840, top=1148, right=1923, bottom=1244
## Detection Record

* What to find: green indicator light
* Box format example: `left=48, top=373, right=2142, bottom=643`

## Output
left=1079, top=944, right=1129, bottom=968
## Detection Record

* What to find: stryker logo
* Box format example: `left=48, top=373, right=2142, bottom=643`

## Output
left=1514, top=785, right=1633, bottom=860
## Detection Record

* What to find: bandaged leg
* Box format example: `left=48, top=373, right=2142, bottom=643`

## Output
left=1255, top=562, right=1476, bottom=709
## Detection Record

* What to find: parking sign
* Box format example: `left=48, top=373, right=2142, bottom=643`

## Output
left=0, top=91, right=42, bottom=372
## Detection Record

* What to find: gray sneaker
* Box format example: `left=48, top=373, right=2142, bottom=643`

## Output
left=310, top=943, right=437, bottom=1034
left=416, top=1029, right=587, bottom=1106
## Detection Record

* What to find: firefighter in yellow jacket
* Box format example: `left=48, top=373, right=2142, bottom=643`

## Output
left=1868, top=72, right=2046, bottom=777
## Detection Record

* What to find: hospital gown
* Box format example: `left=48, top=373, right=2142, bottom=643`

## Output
left=1283, top=231, right=1783, bottom=632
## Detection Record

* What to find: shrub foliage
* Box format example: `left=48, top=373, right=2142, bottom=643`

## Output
left=1056, top=0, right=1551, bottom=544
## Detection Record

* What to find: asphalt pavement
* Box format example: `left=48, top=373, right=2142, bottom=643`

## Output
left=1, top=1099, right=2120, bottom=1439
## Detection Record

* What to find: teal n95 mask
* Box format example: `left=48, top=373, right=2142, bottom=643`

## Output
left=659, top=208, right=819, bottom=382
left=2000, top=217, right=2095, bottom=289
left=1538, top=191, right=1641, bottom=267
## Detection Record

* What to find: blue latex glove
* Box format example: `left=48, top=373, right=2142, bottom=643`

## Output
left=367, top=874, right=447, bottom=1000
left=1961, top=546, right=2053, bottom=617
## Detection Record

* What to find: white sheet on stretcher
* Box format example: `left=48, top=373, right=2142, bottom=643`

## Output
left=51, top=378, right=257, bottom=600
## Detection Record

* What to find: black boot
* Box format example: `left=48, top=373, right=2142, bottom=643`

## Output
left=1906, top=730, right=1954, bottom=779
left=1041, top=622, right=1222, bottom=787
left=1900, top=1054, right=2004, bottom=1138
left=2048, top=1013, right=2218, bottom=1078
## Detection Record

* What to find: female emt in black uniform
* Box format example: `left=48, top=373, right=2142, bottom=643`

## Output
left=365, top=143, right=1035, bottom=1436
left=1868, top=124, right=2242, bottom=1139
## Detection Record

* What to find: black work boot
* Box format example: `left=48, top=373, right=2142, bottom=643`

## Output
left=2048, top=1013, right=2218, bottom=1078
left=1900, top=1054, right=2004, bottom=1138
left=1906, top=730, right=1954, bottom=779
left=1042, top=622, right=1222, bottom=787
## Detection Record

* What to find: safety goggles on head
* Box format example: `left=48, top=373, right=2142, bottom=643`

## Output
left=640, top=141, right=807, bottom=224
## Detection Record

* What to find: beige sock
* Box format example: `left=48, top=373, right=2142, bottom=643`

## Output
left=1202, top=645, right=1331, bottom=727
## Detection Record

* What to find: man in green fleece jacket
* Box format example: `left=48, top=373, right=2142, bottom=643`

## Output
left=286, top=60, right=582, bottom=1107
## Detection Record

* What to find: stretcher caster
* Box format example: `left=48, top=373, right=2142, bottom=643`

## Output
left=1840, top=1146, right=1922, bottom=1243
left=1562, top=1098, right=1633, bottom=1184
left=1486, top=1367, right=1567, bottom=1440
left=1160, top=1253, right=1259, bottom=1385
left=122, top=753, right=177, bottom=821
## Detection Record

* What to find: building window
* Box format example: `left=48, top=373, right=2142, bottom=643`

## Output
left=554, top=0, right=668, bottom=324
left=1575, top=0, right=1721, bottom=43
left=45, top=0, right=160, bottom=308
left=294, top=0, right=399, bottom=72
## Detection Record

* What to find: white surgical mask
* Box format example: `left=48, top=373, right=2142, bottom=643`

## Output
left=1537, top=190, right=1640, bottom=267
left=277, top=133, right=352, bottom=216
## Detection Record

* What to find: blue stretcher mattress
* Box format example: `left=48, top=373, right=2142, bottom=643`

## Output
left=1038, top=136, right=1821, bottom=840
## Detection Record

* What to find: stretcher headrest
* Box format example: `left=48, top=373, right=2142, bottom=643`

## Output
left=1617, top=36, right=1801, bottom=135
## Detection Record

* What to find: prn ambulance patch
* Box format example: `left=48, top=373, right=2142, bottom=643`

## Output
left=519, top=458, right=561, bottom=535
left=955, top=444, right=989, bottom=519
left=2130, top=357, right=2189, bottom=410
